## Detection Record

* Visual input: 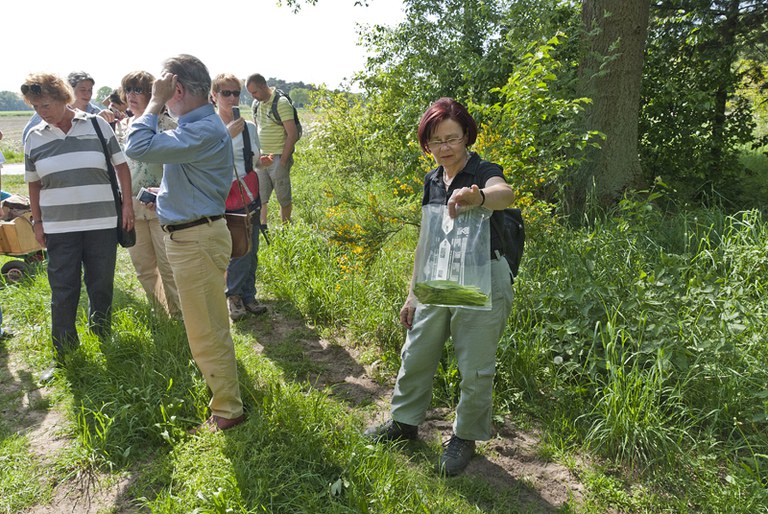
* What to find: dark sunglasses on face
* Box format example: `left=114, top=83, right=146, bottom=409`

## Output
left=124, top=86, right=145, bottom=95
left=218, top=89, right=241, bottom=97
left=21, top=83, right=43, bottom=95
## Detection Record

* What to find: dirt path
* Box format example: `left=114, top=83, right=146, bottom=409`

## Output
left=249, top=308, right=586, bottom=512
left=2, top=306, right=585, bottom=513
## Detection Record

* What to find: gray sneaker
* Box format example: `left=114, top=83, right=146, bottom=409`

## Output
left=227, top=295, right=248, bottom=321
left=364, top=419, right=418, bottom=442
left=439, top=434, right=476, bottom=476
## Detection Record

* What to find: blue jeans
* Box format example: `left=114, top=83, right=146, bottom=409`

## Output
left=225, top=203, right=260, bottom=303
left=46, top=229, right=117, bottom=357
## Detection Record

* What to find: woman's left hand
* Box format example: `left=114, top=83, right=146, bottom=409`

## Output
left=227, top=117, right=245, bottom=138
left=447, top=184, right=484, bottom=218
left=122, top=198, right=135, bottom=230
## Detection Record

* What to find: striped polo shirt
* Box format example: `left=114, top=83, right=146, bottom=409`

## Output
left=252, top=87, right=295, bottom=155
left=24, top=111, right=126, bottom=234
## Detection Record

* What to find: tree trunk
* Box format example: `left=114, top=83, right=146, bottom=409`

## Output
left=569, top=0, right=651, bottom=212
left=708, top=0, right=740, bottom=184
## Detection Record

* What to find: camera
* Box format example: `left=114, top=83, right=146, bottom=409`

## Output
left=232, top=106, right=240, bottom=120
left=137, top=187, right=157, bottom=204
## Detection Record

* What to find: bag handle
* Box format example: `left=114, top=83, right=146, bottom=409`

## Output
left=90, top=117, right=123, bottom=226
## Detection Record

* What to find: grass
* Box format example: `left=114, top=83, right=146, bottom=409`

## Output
left=4, top=127, right=768, bottom=511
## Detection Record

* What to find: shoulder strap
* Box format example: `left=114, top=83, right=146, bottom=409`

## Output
left=271, top=91, right=282, bottom=124
left=90, top=116, right=123, bottom=222
left=241, top=122, right=254, bottom=172
left=90, top=117, right=120, bottom=199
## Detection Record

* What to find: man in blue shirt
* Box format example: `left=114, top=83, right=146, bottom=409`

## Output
left=125, top=54, right=244, bottom=434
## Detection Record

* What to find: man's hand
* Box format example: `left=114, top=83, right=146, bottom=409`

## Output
left=152, top=72, right=178, bottom=105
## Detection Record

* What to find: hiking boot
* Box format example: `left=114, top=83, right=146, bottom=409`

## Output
left=439, top=434, right=476, bottom=476
left=244, top=299, right=268, bottom=315
left=227, top=295, right=248, bottom=321
left=364, top=419, right=418, bottom=442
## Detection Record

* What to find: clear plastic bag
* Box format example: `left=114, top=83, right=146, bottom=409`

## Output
left=412, top=204, right=492, bottom=310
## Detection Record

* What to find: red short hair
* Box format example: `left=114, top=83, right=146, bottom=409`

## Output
left=417, top=97, right=477, bottom=153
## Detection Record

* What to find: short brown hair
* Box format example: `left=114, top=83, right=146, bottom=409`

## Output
left=120, top=70, right=155, bottom=103
left=246, top=73, right=267, bottom=88
left=211, top=73, right=242, bottom=94
left=20, top=73, right=74, bottom=106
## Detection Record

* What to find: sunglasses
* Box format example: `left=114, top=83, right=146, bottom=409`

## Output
left=218, top=89, right=241, bottom=97
left=124, top=86, right=145, bottom=95
left=21, top=83, right=43, bottom=95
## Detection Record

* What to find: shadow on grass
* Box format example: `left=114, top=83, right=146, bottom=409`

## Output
left=233, top=298, right=388, bottom=408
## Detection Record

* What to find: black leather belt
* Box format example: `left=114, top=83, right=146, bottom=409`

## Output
left=163, top=215, right=223, bottom=233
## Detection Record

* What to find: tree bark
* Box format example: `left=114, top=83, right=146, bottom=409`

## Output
left=570, top=0, right=651, bottom=212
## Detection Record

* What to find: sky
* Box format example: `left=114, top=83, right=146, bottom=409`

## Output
left=2, top=0, right=405, bottom=94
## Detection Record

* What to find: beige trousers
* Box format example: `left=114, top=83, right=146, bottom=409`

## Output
left=127, top=199, right=181, bottom=317
left=164, top=218, right=243, bottom=419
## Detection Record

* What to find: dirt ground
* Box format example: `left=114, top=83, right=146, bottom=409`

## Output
left=0, top=114, right=32, bottom=155
left=2, top=304, right=587, bottom=514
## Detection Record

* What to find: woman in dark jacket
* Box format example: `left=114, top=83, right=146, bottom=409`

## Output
left=366, top=98, right=516, bottom=476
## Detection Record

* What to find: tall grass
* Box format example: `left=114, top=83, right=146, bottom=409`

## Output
left=258, top=139, right=768, bottom=509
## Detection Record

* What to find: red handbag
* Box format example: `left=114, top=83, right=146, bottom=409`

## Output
left=225, top=123, right=260, bottom=211
left=225, top=171, right=259, bottom=211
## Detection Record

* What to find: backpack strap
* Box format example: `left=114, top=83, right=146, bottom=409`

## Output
left=270, top=91, right=282, bottom=124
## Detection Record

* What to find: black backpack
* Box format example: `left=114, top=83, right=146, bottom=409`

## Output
left=256, top=89, right=303, bottom=140
left=491, top=208, right=525, bottom=281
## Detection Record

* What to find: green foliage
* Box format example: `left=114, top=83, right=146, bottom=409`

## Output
left=471, top=34, right=600, bottom=205
left=0, top=435, right=46, bottom=512
left=640, top=2, right=767, bottom=204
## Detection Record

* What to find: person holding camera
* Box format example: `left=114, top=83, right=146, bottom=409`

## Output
left=125, top=55, right=244, bottom=434
left=212, top=74, right=269, bottom=321
left=115, top=71, right=181, bottom=318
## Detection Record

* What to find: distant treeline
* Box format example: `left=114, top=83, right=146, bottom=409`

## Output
left=0, top=91, right=32, bottom=111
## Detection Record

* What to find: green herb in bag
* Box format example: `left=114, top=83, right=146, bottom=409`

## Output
left=413, top=280, right=489, bottom=307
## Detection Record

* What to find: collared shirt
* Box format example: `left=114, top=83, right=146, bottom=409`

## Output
left=24, top=111, right=126, bottom=234
left=116, top=112, right=177, bottom=195
left=22, top=102, right=102, bottom=143
left=423, top=152, right=507, bottom=255
left=124, top=103, right=234, bottom=226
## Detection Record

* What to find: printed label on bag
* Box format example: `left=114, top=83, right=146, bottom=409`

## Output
left=436, top=238, right=451, bottom=280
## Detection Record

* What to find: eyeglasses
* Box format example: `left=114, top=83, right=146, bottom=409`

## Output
left=21, top=83, right=43, bottom=95
left=218, top=89, right=241, bottom=97
left=124, top=87, right=145, bottom=95
left=427, top=136, right=465, bottom=149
